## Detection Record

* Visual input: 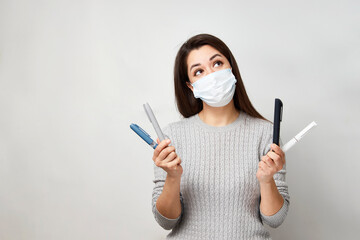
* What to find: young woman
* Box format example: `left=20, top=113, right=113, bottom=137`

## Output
left=151, top=33, right=289, bottom=239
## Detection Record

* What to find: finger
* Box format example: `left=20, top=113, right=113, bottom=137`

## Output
left=156, top=138, right=160, bottom=144
left=260, top=155, right=271, bottom=168
left=264, top=154, right=277, bottom=170
left=267, top=151, right=282, bottom=169
left=153, top=139, right=171, bottom=158
left=163, top=151, right=177, bottom=164
left=259, top=160, right=268, bottom=170
left=258, top=160, right=264, bottom=169
left=168, top=156, right=181, bottom=168
left=270, top=144, right=285, bottom=159
left=158, top=146, right=176, bottom=161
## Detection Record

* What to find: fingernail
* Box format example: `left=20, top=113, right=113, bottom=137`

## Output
left=167, top=139, right=171, bottom=143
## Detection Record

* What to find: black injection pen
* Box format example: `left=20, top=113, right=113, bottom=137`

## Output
left=273, top=98, right=283, bottom=147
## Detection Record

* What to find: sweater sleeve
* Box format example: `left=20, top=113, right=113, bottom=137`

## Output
left=259, top=123, right=290, bottom=228
left=151, top=124, right=184, bottom=230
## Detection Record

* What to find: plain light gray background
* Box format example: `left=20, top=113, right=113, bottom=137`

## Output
left=0, top=0, right=359, bottom=239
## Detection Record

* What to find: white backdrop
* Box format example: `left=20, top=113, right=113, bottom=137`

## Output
left=0, top=0, right=359, bottom=239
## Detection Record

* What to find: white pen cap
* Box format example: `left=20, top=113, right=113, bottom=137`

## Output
left=294, top=121, right=317, bottom=141
left=282, top=121, right=317, bottom=152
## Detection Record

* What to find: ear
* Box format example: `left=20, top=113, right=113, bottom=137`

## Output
left=186, top=81, right=193, bottom=92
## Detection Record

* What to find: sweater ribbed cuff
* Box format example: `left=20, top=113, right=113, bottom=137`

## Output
left=154, top=205, right=181, bottom=230
left=260, top=196, right=289, bottom=228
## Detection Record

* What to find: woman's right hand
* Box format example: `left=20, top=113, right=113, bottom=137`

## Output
left=152, top=138, right=183, bottom=179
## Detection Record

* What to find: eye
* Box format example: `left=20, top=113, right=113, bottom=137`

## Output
left=214, top=60, right=223, bottom=67
left=194, top=69, right=203, bottom=76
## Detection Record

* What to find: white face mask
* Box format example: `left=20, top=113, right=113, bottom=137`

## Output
left=190, top=68, right=237, bottom=107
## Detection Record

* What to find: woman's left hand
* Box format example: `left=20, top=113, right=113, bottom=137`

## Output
left=256, top=144, right=286, bottom=184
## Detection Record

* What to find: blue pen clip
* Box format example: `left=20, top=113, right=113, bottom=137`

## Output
left=130, top=123, right=158, bottom=149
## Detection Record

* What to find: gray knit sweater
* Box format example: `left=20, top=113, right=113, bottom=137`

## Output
left=152, top=111, right=290, bottom=239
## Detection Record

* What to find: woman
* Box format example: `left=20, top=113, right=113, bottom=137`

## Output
left=151, top=33, right=290, bottom=239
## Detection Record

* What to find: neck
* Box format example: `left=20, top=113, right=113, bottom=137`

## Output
left=198, top=100, right=240, bottom=127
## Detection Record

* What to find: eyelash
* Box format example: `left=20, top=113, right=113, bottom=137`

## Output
left=193, top=61, right=223, bottom=76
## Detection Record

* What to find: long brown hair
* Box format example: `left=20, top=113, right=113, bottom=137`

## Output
left=173, top=33, right=269, bottom=122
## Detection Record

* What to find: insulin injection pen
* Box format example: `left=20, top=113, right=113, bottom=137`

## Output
left=143, top=102, right=166, bottom=142
left=130, top=123, right=158, bottom=149
left=273, top=98, right=283, bottom=146
left=282, top=121, right=317, bottom=152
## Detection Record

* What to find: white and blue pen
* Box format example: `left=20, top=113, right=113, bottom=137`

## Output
left=130, top=123, right=158, bottom=149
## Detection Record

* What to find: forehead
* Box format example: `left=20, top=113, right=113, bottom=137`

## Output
left=187, top=45, right=221, bottom=67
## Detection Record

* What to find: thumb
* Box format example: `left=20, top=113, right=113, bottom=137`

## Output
left=156, top=137, right=160, bottom=144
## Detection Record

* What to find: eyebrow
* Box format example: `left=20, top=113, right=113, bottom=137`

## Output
left=189, top=53, right=222, bottom=72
